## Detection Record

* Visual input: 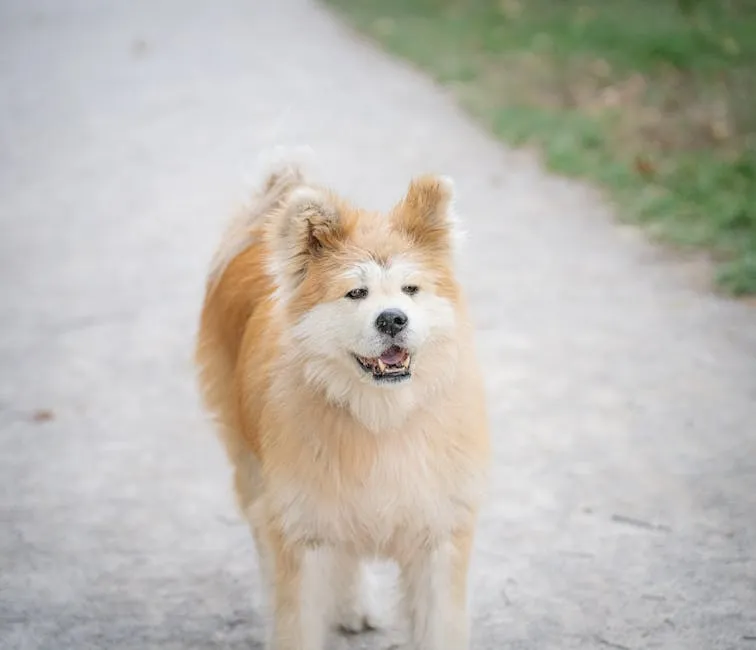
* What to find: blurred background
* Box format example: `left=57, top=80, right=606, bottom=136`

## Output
left=1, top=1, right=755, bottom=650
left=330, top=0, right=756, bottom=295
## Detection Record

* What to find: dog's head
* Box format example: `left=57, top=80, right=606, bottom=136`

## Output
left=268, top=176, right=464, bottom=426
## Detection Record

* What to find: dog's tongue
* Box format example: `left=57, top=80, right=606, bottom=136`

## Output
left=379, top=346, right=406, bottom=365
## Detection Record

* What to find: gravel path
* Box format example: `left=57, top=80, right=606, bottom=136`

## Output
left=1, top=1, right=755, bottom=649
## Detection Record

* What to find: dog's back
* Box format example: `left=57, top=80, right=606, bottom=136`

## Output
left=195, top=165, right=303, bottom=464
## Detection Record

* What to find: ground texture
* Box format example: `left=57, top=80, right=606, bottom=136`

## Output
left=1, top=1, right=755, bottom=649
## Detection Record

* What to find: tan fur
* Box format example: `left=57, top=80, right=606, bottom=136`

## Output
left=196, top=163, right=490, bottom=650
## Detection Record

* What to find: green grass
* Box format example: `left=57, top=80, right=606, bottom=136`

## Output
left=324, top=0, right=756, bottom=295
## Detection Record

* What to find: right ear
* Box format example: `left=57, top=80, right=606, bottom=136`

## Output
left=269, top=186, right=346, bottom=287
left=391, top=175, right=457, bottom=253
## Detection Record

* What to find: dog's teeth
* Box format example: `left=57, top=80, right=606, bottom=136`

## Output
left=402, top=356, right=410, bottom=368
left=377, top=359, right=387, bottom=374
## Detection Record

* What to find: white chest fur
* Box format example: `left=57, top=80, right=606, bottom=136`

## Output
left=265, top=430, right=481, bottom=556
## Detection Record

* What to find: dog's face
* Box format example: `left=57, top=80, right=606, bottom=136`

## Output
left=268, top=176, right=462, bottom=416
left=291, top=251, right=458, bottom=386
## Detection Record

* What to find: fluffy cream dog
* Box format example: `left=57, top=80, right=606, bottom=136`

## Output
left=196, top=161, right=489, bottom=650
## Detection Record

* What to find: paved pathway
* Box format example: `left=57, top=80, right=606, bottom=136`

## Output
left=1, top=1, right=755, bottom=649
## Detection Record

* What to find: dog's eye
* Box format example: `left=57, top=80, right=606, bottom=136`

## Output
left=345, top=288, right=368, bottom=300
left=402, top=285, right=420, bottom=296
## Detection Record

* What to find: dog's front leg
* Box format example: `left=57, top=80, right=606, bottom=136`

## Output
left=264, top=528, right=329, bottom=650
left=399, top=528, right=474, bottom=650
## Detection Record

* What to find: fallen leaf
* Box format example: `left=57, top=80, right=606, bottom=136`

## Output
left=31, top=409, right=54, bottom=423
left=634, top=155, right=656, bottom=178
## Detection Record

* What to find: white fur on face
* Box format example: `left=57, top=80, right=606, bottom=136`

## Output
left=292, top=257, right=455, bottom=364
left=288, top=257, right=458, bottom=429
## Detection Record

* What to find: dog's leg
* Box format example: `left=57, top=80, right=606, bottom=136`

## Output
left=399, top=528, right=474, bottom=650
left=329, top=551, right=382, bottom=634
left=446, top=527, right=474, bottom=650
left=260, top=529, right=329, bottom=650
left=239, top=493, right=328, bottom=648
left=236, top=462, right=284, bottom=644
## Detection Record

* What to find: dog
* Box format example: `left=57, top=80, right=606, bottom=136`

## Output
left=195, top=161, right=490, bottom=650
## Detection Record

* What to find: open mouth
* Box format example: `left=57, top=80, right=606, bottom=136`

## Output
left=354, top=346, right=411, bottom=382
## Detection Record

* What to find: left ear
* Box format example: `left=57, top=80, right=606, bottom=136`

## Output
left=391, top=175, right=456, bottom=252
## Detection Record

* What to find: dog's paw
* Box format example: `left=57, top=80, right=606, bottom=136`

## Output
left=335, top=598, right=382, bottom=634
left=337, top=613, right=379, bottom=635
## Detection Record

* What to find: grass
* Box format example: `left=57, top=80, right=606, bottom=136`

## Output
left=324, top=0, right=756, bottom=295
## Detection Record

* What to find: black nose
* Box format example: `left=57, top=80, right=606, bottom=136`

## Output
left=375, top=309, right=408, bottom=337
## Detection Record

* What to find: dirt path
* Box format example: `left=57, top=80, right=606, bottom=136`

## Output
left=1, top=1, right=755, bottom=649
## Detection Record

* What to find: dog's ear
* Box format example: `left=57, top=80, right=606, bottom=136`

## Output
left=391, top=175, right=457, bottom=252
left=270, top=186, right=347, bottom=286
